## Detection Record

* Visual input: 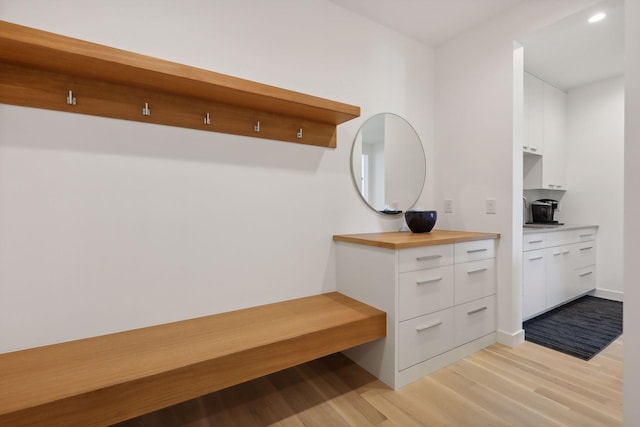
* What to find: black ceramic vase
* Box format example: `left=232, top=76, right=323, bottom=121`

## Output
left=405, top=210, right=437, bottom=233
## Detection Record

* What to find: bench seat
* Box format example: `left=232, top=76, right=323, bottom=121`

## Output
left=0, top=292, right=385, bottom=426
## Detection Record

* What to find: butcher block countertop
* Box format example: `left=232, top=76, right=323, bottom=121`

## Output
left=333, top=230, right=500, bottom=250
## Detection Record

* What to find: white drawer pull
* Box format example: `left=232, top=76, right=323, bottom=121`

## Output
left=416, top=277, right=443, bottom=285
left=528, top=256, right=543, bottom=261
left=416, top=254, right=442, bottom=261
left=580, top=233, right=594, bottom=238
left=579, top=271, right=593, bottom=277
left=467, top=306, right=488, bottom=315
left=467, top=267, right=488, bottom=274
left=562, top=250, right=570, bottom=254
left=416, top=321, right=442, bottom=332
left=580, top=246, right=594, bottom=251
left=553, top=252, right=562, bottom=256
left=467, top=248, right=488, bottom=254
left=528, top=239, right=543, bottom=244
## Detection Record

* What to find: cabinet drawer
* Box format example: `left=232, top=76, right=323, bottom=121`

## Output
left=523, top=233, right=545, bottom=251
left=570, top=242, right=596, bottom=270
left=399, top=244, right=454, bottom=273
left=398, top=308, right=455, bottom=371
left=545, top=230, right=574, bottom=248
left=399, top=266, right=454, bottom=321
left=573, top=265, right=596, bottom=296
left=575, top=227, right=597, bottom=242
left=455, top=239, right=496, bottom=263
left=454, top=258, right=496, bottom=305
left=454, top=296, right=496, bottom=347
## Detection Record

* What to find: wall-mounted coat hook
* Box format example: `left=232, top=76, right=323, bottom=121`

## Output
left=297, top=128, right=303, bottom=139
left=254, top=121, right=261, bottom=132
left=204, top=113, right=211, bottom=125
left=66, top=90, right=76, bottom=105
left=142, top=102, right=151, bottom=116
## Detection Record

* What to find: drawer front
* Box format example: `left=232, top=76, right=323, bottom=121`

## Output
left=573, top=265, right=596, bottom=296
left=399, top=266, right=454, bottom=321
left=523, top=233, right=546, bottom=251
left=454, top=296, right=496, bottom=347
left=455, top=239, right=496, bottom=264
left=398, top=308, right=455, bottom=371
left=399, top=244, right=454, bottom=273
left=454, top=258, right=497, bottom=305
left=570, top=242, right=596, bottom=270
left=575, top=227, right=597, bottom=242
left=545, top=230, right=574, bottom=248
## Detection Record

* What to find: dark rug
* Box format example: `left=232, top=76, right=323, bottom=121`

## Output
left=523, top=296, right=623, bottom=360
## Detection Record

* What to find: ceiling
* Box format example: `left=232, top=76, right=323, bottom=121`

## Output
left=329, top=0, right=624, bottom=90
left=328, top=0, right=526, bottom=47
left=518, top=0, right=624, bottom=90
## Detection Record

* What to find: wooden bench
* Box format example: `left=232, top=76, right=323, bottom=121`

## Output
left=0, top=292, right=385, bottom=426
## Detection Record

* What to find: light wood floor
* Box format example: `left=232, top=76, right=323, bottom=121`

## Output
left=115, top=337, right=623, bottom=427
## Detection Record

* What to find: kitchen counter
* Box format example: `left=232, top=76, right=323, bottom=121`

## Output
left=523, top=224, right=599, bottom=234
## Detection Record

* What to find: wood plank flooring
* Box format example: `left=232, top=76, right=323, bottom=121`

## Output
left=115, top=337, right=623, bottom=427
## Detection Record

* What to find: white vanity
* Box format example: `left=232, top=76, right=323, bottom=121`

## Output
left=333, top=230, right=500, bottom=389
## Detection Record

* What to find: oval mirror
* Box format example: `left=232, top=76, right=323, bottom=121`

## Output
left=350, top=113, right=426, bottom=214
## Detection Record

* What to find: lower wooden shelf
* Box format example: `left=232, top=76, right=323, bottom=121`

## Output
left=0, top=292, right=385, bottom=427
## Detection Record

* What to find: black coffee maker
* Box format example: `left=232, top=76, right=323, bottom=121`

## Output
left=530, top=199, right=560, bottom=224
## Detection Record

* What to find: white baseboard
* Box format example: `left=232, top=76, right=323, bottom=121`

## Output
left=591, top=288, right=624, bottom=302
left=496, top=328, right=525, bottom=347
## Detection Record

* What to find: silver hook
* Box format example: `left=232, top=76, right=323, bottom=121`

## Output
left=66, top=90, right=76, bottom=105
left=254, top=121, right=261, bottom=132
left=142, top=102, right=151, bottom=116
left=297, top=128, right=303, bottom=139
left=204, top=113, right=211, bottom=125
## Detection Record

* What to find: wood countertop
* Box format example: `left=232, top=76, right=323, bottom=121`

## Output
left=333, top=230, right=500, bottom=249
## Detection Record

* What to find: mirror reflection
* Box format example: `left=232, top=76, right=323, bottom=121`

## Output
left=351, top=113, right=426, bottom=214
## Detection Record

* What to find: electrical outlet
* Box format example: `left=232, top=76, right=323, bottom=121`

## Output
left=486, top=198, right=497, bottom=214
left=444, top=199, right=453, bottom=213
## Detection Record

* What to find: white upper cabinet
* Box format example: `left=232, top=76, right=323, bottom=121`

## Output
left=542, top=84, right=567, bottom=189
left=523, top=73, right=544, bottom=155
left=523, top=72, right=567, bottom=190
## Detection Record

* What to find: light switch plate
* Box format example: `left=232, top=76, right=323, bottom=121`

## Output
left=444, top=199, right=453, bottom=213
left=486, top=198, right=497, bottom=214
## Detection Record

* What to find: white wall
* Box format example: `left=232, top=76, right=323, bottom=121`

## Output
left=434, top=0, right=599, bottom=345
left=563, top=76, right=624, bottom=297
left=0, top=0, right=435, bottom=353
left=624, top=0, right=640, bottom=421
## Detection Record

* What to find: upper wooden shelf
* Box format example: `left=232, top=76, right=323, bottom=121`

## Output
left=0, top=20, right=360, bottom=147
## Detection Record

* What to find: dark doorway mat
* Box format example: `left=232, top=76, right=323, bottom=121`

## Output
left=523, top=295, right=622, bottom=360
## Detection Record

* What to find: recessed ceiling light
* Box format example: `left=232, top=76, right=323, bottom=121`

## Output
left=588, top=12, right=606, bottom=23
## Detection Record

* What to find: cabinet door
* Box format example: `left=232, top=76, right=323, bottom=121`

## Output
left=542, top=85, right=567, bottom=190
left=545, top=245, right=571, bottom=308
left=524, top=73, right=544, bottom=154
left=523, top=249, right=545, bottom=319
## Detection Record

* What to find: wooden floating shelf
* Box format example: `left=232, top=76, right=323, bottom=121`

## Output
left=0, top=20, right=360, bottom=148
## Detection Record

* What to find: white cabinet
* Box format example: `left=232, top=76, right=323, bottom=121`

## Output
left=335, top=232, right=498, bottom=389
left=524, top=73, right=544, bottom=154
left=542, top=84, right=567, bottom=189
left=523, top=72, right=567, bottom=190
left=522, top=227, right=597, bottom=320
left=522, top=249, right=545, bottom=319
